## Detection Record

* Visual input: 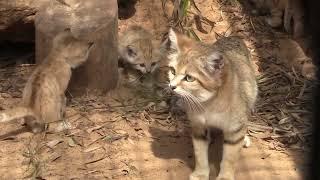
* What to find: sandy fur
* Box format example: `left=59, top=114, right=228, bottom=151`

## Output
left=0, top=29, right=93, bottom=133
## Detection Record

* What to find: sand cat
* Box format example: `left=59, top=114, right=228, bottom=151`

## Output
left=0, top=29, right=93, bottom=133
left=161, top=29, right=257, bottom=180
left=118, top=26, right=162, bottom=84
left=250, top=0, right=305, bottom=38
left=276, top=38, right=316, bottom=80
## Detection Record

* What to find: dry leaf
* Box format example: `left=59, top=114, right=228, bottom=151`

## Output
left=46, top=139, right=63, bottom=149
left=83, top=145, right=103, bottom=153
left=67, top=137, right=77, bottom=147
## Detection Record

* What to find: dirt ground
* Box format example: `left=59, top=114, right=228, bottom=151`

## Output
left=0, top=0, right=312, bottom=179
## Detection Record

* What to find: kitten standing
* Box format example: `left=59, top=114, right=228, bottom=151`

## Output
left=0, top=29, right=93, bottom=133
left=162, top=29, right=257, bottom=180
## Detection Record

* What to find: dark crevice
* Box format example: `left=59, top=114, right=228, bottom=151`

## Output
left=118, top=0, right=138, bottom=20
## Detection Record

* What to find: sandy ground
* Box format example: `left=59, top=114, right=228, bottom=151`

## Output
left=0, top=0, right=311, bottom=179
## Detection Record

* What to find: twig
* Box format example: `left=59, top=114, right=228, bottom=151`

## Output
left=249, top=17, right=256, bottom=33
left=85, top=147, right=108, bottom=165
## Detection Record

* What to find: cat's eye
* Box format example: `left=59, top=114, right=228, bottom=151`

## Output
left=169, top=67, right=175, bottom=75
left=151, top=62, right=157, bottom=66
left=139, top=63, right=145, bottom=67
left=185, top=75, right=195, bottom=82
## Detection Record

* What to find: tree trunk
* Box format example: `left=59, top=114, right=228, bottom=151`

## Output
left=35, top=0, right=119, bottom=95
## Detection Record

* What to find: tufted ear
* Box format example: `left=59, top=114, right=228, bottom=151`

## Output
left=161, top=28, right=179, bottom=53
left=168, top=28, right=179, bottom=51
left=126, top=45, right=137, bottom=57
left=205, top=52, right=224, bottom=74
left=52, top=28, right=73, bottom=49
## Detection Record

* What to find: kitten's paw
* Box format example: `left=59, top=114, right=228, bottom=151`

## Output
left=0, top=113, right=7, bottom=122
left=243, top=135, right=251, bottom=148
left=216, top=177, right=234, bottom=180
left=52, top=121, right=72, bottom=133
left=216, top=174, right=234, bottom=180
left=266, top=17, right=282, bottom=27
left=31, top=126, right=44, bottom=134
left=189, top=170, right=209, bottom=180
left=29, top=122, right=45, bottom=134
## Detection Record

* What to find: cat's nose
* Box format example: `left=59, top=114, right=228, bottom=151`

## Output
left=170, top=84, right=177, bottom=90
left=146, top=69, right=151, bottom=73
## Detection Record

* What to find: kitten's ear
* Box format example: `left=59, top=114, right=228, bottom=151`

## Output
left=126, top=45, right=137, bottom=57
left=53, top=29, right=73, bottom=48
left=161, top=28, right=179, bottom=52
left=205, top=52, right=224, bottom=74
left=168, top=28, right=179, bottom=51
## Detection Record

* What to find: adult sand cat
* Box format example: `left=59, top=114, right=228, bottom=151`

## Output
left=118, top=26, right=161, bottom=76
left=162, top=29, right=257, bottom=180
left=0, top=29, right=93, bottom=133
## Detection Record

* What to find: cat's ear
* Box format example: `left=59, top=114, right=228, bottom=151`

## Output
left=161, top=28, right=179, bottom=53
left=168, top=28, right=179, bottom=51
left=52, top=28, right=74, bottom=49
left=205, top=52, right=224, bottom=74
left=126, top=45, right=137, bottom=57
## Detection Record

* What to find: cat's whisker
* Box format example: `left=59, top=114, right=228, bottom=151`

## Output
left=162, top=87, right=173, bottom=96
left=128, top=73, right=145, bottom=85
left=177, top=90, right=204, bottom=112
left=188, top=94, right=204, bottom=112
left=185, top=94, right=202, bottom=112
left=175, top=89, right=196, bottom=111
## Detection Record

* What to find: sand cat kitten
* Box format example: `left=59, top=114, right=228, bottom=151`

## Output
left=250, top=0, right=304, bottom=38
left=276, top=38, right=316, bottom=80
left=162, top=29, right=257, bottom=180
left=0, top=29, right=93, bottom=133
left=118, top=25, right=161, bottom=75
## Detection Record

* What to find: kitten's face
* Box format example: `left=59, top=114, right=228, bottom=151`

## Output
left=123, top=41, right=160, bottom=74
left=163, top=29, right=225, bottom=105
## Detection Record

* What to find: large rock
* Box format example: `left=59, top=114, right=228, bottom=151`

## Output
left=35, top=0, right=119, bottom=95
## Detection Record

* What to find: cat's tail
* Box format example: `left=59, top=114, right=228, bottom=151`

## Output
left=0, top=107, right=35, bottom=122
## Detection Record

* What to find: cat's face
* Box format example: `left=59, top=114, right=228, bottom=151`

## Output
left=162, top=29, right=225, bottom=108
left=123, top=40, right=160, bottom=74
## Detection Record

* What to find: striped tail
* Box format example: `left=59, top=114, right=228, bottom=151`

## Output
left=0, top=107, right=35, bottom=122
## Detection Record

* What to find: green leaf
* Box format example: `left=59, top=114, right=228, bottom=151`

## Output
left=181, top=0, right=190, bottom=18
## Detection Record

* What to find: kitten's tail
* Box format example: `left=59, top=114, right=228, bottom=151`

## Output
left=0, top=107, right=35, bottom=122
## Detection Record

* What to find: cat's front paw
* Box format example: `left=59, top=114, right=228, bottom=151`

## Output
left=189, top=170, right=209, bottom=180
